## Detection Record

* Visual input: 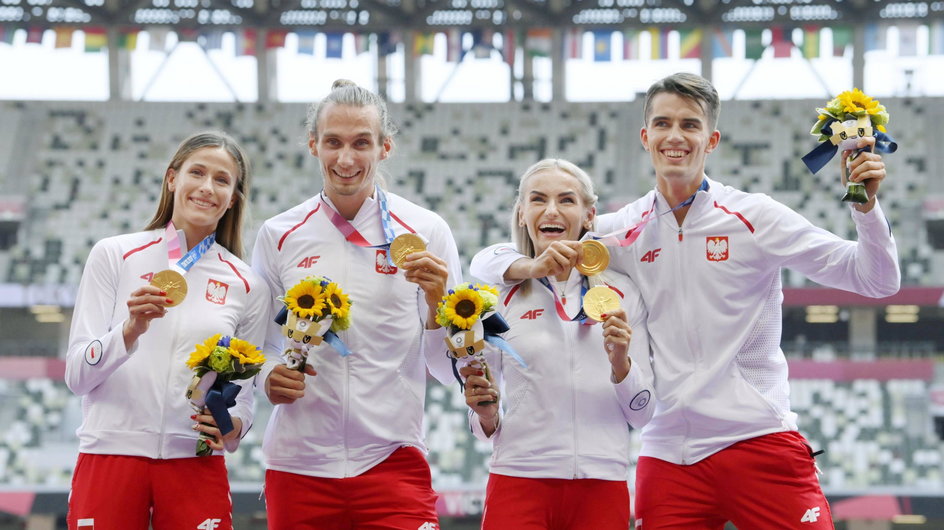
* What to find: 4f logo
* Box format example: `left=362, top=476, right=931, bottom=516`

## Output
left=297, top=255, right=320, bottom=268
left=197, top=519, right=222, bottom=530
left=520, top=309, right=544, bottom=320
left=375, top=250, right=397, bottom=274
left=140, top=272, right=154, bottom=282
left=640, top=248, right=661, bottom=263
left=417, top=523, right=439, bottom=530
left=800, top=506, right=821, bottom=523
left=706, top=236, right=729, bottom=261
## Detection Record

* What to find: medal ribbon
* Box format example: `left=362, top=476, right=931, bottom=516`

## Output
left=165, top=221, right=216, bottom=274
left=537, top=276, right=592, bottom=325
left=589, top=179, right=709, bottom=248
left=319, top=185, right=402, bottom=266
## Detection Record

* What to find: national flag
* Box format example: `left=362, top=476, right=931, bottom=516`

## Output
left=26, top=26, right=43, bottom=44
left=593, top=30, right=611, bottom=62
left=647, top=27, right=661, bottom=59
left=0, top=26, right=14, bottom=45
left=526, top=28, right=552, bottom=57
left=354, top=33, right=368, bottom=54
left=236, top=28, right=256, bottom=56
left=679, top=28, right=702, bottom=59
left=177, top=28, right=199, bottom=42
left=84, top=27, right=107, bottom=52
left=744, top=28, right=764, bottom=60
left=326, top=31, right=344, bottom=58
left=863, top=23, right=885, bottom=52
left=446, top=28, right=461, bottom=61
left=930, top=20, right=944, bottom=55
left=802, top=26, right=820, bottom=58
left=265, top=30, right=287, bottom=49
left=149, top=28, right=168, bottom=51
left=567, top=28, right=582, bottom=59
left=661, top=28, right=671, bottom=59
left=503, top=28, right=518, bottom=66
left=712, top=27, right=733, bottom=58
left=201, top=30, right=223, bottom=51
left=897, top=22, right=918, bottom=56
left=54, top=27, right=73, bottom=48
left=622, top=29, right=637, bottom=60
left=297, top=30, right=316, bottom=55
left=771, top=26, right=792, bottom=58
left=474, top=28, right=493, bottom=59
left=377, top=31, right=400, bottom=56
left=412, top=31, right=433, bottom=57
left=831, top=25, right=852, bottom=56
left=118, top=29, right=138, bottom=50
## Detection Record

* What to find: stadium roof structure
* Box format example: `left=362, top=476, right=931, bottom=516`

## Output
left=2, top=0, right=941, bottom=32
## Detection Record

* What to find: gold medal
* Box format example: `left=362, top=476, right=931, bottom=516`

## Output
left=576, top=239, right=610, bottom=276
left=150, top=269, right=188, bottom=307
left=582, top=285, right=621, bottom=322
left=389, top=233, right=426, bottom=267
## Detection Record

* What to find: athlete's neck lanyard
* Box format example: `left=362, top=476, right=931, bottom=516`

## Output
left=536, top=276, right=592, bottom=325
left=164, top=221, right=216, bottom=274
left=319, top=185, right=401, bottom=265
left=590, top=179, right=709, bottom=247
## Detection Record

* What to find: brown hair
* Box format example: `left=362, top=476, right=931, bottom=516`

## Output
left=643, top=72, right=721, bottom=131
left=144, top=131, right=252, bottom=258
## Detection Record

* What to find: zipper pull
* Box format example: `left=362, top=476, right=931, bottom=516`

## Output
left=678, top=227, right=683, bottom=242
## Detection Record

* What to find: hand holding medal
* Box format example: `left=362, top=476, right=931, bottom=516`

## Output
left=576, top=239, right=620, bottom=323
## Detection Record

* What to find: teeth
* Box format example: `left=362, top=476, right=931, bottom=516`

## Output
left=663, top=150, right=687, bottom=158
left=539, top=224, right=565, bottom=232
left=191, top=199, right=215, bottom=207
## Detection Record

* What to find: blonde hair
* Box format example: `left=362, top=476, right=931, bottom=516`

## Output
left=144, top=131, right=252, bottom=258
left=511, top=159, right=598, bottom=258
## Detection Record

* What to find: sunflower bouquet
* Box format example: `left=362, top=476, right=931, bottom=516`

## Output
left=276, top=275, right=353, bottom=370
left=185, top=334, right=265, bottom=456
left=437, top=283, right=526, bottom=402
left=802, top=88, right=897, bottom=203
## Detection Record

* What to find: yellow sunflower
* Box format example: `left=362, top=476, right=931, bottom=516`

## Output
left=228, top=337, right=265, bottom=366
left=284, top=279, right=326, bottom=319
left=186, top=333, right=221, bottom=369
left=323, top=282, right=351, bottom=320
left=440, top=288, right=484, bottom=330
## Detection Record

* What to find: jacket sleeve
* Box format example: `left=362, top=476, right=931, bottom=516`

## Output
left=422, top=216, right=466, bottom=385
left=64, top=239, right=135, bottom=396
left=763, top=198, right=900, bottom=297
left=469, top=243, right=525, bottom=287
left=467, top=342, right=505, bottom=442
left=251, top=223, right=290, bottom=389
left=225, top=272, right=272, bottom=451
left=610, top=275, right=655, bottom=429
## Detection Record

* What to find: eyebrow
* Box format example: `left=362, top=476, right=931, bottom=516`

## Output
left=650, top=115, right=703, bottom=126
left=529, top=190, right=577, bottom=198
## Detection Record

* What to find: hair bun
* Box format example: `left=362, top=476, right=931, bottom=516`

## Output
left=332, top=79, right=357, bottom=90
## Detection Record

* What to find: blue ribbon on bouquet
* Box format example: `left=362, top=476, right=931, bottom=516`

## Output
left=481, top=312, right=527, bottom=369
left=802, top=121, right=898, bottom=174
left=274, top=306, right=352, bottom=357
left=204, top=380, right=242, bottom=436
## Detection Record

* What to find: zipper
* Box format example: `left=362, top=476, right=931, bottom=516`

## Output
left=570, top=323, right=578, bottom=479
left=157, top=297, right=179, bottom=459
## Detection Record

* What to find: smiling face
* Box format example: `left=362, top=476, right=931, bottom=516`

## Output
left=167, top=146, right=238, bottom=242
left=640, top=91, right=720, bottom=196
left=518, top=169, right=595, bottom=256
left=309, top=102, right=392, bottom=215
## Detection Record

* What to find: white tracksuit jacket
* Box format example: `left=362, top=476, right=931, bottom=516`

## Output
left=469, top=271, right=655, bottom=481
left=65, top=229, right=269, bottom=459
left=471, top=177, right=900, bottom=465
left=252, top=191, right=462, bottom=478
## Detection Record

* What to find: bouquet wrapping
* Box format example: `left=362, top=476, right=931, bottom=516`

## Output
left=801, top=88, right=898, bottom=203
left=275, top=275, right=352, bottom=370
left=185, top=334, right=264, bottom=456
